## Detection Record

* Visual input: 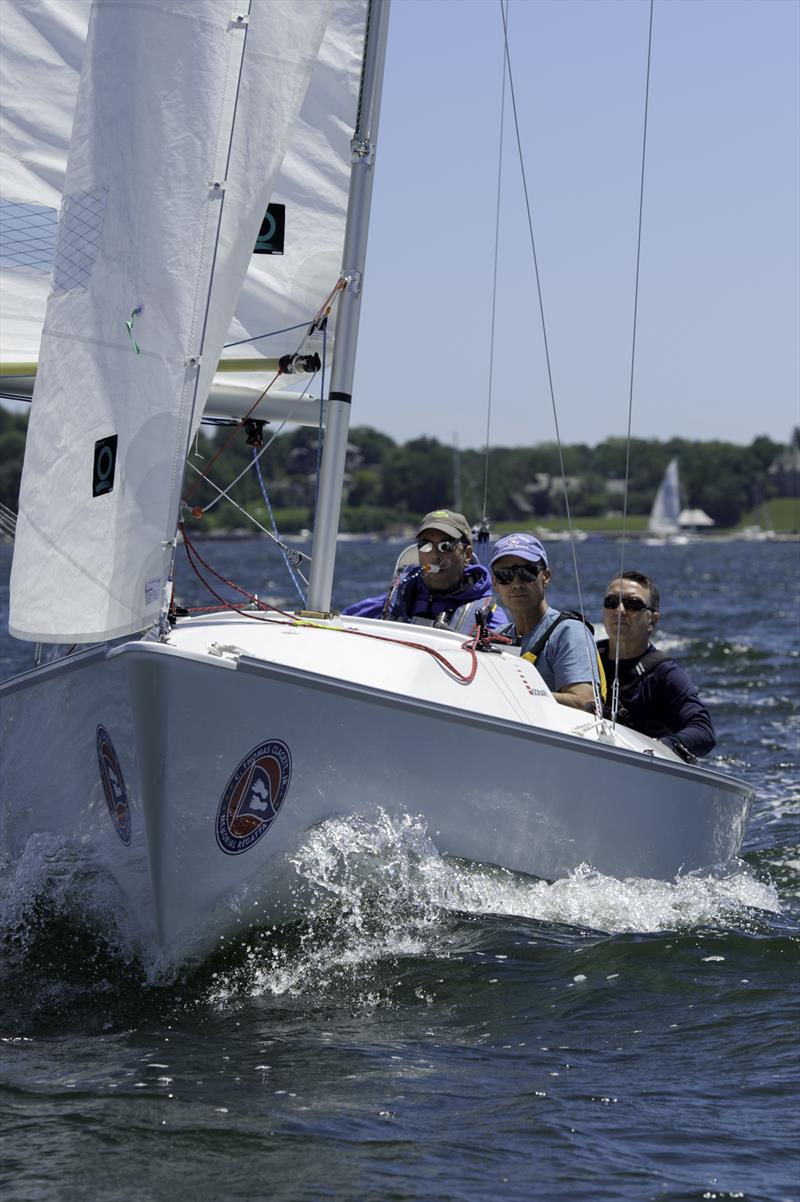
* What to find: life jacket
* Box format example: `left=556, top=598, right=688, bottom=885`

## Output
left=383, top=564, right=500, bottom=631
left=597, top=639, right=669, bottom=716
left=522, top=610, right=607, bottom=701
left=409, top=597, right=498, bottom=632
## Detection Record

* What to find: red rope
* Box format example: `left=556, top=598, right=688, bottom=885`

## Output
left=183, top=283, right=345, bottom=513
left=182, top=368, right=283, bottom=506
left=178, top=525, right=480, bottom=684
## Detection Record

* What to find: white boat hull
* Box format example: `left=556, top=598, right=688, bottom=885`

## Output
left=0, top=612, right=753, bottom=965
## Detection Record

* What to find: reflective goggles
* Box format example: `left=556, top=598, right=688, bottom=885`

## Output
left=603, top=594, right=653, bottom=613
left=492, top=563, right=543, bottom=585
left=417, top=538, right=461, bottom=554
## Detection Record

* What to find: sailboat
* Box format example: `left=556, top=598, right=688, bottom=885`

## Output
left=0, top=0, right=753, bottom=968
left=644, top=458, right=689, bottom=545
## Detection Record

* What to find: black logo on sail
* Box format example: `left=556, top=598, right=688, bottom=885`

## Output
left=93, top=435, right=118, bottom=497
left=254, top=204, right=285, bottom=255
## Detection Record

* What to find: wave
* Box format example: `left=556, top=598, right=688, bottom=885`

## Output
left=0, top=810, right=789, bottom=1025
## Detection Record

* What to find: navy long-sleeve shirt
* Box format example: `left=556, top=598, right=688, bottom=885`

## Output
left=598, top=640, right=716, bottom=758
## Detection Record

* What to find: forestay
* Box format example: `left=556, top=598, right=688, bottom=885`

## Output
left=9, top=0, right=350, bottom=644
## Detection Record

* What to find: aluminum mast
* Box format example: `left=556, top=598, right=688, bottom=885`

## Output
left=305, top=0, right=390, bottom=614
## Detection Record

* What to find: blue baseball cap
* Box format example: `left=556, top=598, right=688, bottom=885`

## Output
left=489, top=532, right=548, bottom=569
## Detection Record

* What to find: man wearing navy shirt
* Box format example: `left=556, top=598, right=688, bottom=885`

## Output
left=598, top=570, right=715, bottom=760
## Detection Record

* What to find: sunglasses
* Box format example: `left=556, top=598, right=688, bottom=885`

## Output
left=417, top=538, right=462, bottom=554
left=603, top=594, right=653, bottom=613
left=492, top=563, right=543, bottom=585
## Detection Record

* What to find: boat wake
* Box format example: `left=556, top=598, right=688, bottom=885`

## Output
left=0, top=809, right=785, bottom=1022
left=202, top=808, right=783, bottom=1006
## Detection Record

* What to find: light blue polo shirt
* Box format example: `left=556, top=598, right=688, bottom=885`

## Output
left=507, top=606, right=599, bottom=692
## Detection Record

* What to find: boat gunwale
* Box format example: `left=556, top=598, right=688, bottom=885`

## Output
left=123, top=638, right=754, bottom=803
left=1, top=631, right=754, bottom=806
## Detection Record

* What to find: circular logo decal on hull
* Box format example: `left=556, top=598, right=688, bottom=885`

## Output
left=216, top=739, right=292, bottom=855
left=96, top=725, right=132, bottom=846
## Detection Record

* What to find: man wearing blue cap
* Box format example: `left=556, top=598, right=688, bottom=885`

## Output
left=490, top=533, right=601, bottom=709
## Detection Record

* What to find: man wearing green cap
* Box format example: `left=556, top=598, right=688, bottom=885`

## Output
left=342, top=509, right=507, bottom=631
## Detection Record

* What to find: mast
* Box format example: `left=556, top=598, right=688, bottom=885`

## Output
left=306, top=0, right=391, bottom=614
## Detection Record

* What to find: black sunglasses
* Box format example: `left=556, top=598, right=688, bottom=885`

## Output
left=493, top=563, right=543, bottom=585
left=417, top=538, right=462, bottom=554
left=603, top=594, right=653, bottom=613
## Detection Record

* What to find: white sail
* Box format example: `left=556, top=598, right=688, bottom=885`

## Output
left=648, top=457, right=681, bottom=535
left=0, top=0, right=365, bottom=372
left=0, top=1, right=87, bottom=365
left=8, top=0, right=341, bottom=644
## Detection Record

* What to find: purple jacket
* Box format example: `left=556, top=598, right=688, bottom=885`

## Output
left=342, top=564, right=508, bottom=632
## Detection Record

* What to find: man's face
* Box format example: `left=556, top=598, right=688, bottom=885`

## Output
left=602, top=578, right=658, bottom=652
left=416, top=527, right=471, bottom=592
left=491, top=555, right=550, bottom=614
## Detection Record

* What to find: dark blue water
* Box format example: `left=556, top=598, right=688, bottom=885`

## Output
left=1, top=537, right=798, bottom=1202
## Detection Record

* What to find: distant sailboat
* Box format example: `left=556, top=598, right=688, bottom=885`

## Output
left=648, top=458, right=681, bottom=536
left=645, top=458, right=689, bottom=544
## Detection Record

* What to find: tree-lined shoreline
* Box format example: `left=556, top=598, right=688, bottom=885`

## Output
left=1, top=408, right=797, bottom=536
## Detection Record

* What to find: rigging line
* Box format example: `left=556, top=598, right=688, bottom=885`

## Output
left=184, top=461, right=311, bottom=568
left=158, top=0, right=254, bottom=635
left=182, top=0, right=253, bottom=447
left=223, top=319, right=310, bottom=349
left=0, top=501, right=17, bottom=540
left=182, top=366, right=283, bottom=502
left=252, top=450, right=309, bottom=603
left=179, top=523, right=479, bottom=684
left=194, top=371, right=320, bottom=514
left=611, top=0, right=655, bottom=727
left=499, top=0, right=599, bottom=712
left=180, top=524, right=267, bottom=613
left=482, top=0, right=510, bottom=523
left=309, top=277, right=346, bottom=333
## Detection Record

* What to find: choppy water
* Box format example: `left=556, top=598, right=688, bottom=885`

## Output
left=1, top=538, right=798, bottom=1202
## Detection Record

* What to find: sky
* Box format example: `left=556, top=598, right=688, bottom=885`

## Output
left=350, top=0, right=799, bottom=450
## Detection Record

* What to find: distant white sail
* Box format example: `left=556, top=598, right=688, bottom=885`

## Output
left=648, top=458, right=681, bottom=535
left=9, top=0, right=349, bottom=644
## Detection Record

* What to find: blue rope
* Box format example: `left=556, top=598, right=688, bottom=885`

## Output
left=253, top=450, right=307, bottom=605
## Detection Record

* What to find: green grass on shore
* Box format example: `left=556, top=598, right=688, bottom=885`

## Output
left=739, top=497, right=800, bottom=533
left=192, top=496, right=800, bottom=537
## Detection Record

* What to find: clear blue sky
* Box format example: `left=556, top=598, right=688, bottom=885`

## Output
left=352, top=0, right=799, bottom=450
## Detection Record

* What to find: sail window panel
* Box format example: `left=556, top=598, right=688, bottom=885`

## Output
left=53, top=188, right=108, bottom=293
left=0, top=202, right=58, bottom=272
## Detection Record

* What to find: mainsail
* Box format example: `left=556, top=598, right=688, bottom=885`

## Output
left=7, top=0, right=368, bottom=643
left=648, top=457, right=681, bottom=536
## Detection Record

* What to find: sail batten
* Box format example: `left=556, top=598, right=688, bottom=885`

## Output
left=8, top=0, right=352, bottom=644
